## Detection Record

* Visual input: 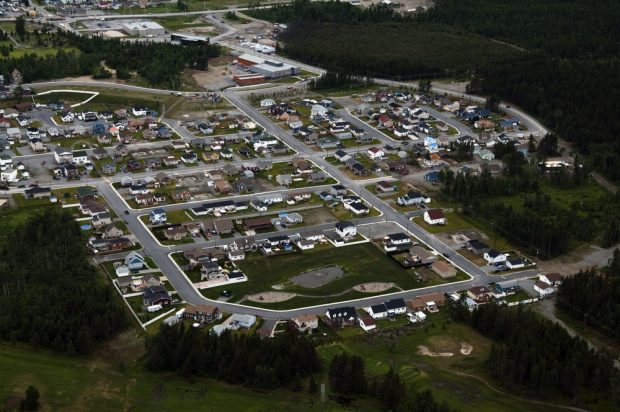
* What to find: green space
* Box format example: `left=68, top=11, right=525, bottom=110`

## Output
left=413, top=211, right=473, bottom=234
left=0, top=196, right=57, bottom=246
left=0, top=340, right=339, bottom=411
left=327, top=202, right=381, bottom=221
left=154, top=15, right=212, bottom=31
left=200, top=242, right=468, bottom=307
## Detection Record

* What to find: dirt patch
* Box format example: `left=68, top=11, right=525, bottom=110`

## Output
left=460, top=342, right=473, bottom=355
left=353, top=282, right=396, bottom=293
left=537, top=243, right=618, bottom=275
left=291, top=266, right=345, bottom=288
left=247, top=291, right=296, bottom=303
left=417, top=345, right=454, bottom=357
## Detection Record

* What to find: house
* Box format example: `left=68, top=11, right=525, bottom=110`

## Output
left=335, top=220, right=356, bottom=238
left=232, top=177, right=254, bottom=194
left=91, top=212, right=113, bottom=228
left=384, top=298, right=407, bottom=315
left=310, top=104, right=328, bottom=118
left=243, top=217, right=273, bottom=232
left=367, top=303, right=388, bottom=319
left=477, top=149, right=495, bottom=161
left=72, top=150, right=89, bottom=165
left=383, top=232, right=411, bottom=252
left=102, top=224, right=123, bottom=239
left=424, top=209, right=445, bottom=225
left=149, top=208, right=167, bottom=224
left=143, top=285, right=172, bottom=306
left=226, top=249, right=244, bottom=262
left=293, top=314, right=318, bottom=332
left=28, top=138, right=44, bottom=152
left=397, top=190, right=429, bottom=206
left=506, top=258, right=525, bottom=270
left=325, top=306, right=358, bottom=327
left=467, top=239, right=490, bottom=255
left=164, top=226, right=187, bottom=241
left=125, top=251, right=146, bottom=270
left=334, top=149, right=351, bottom=163
left=171, top=189, right=191, bottom=202
left=229, top=314, right=257, bottom=330
left=54, top=147, right=73, bottom=164
left=493, top=280, right=521, bottom=298
left=375, top=181, right=396, bottom=193
left=260, top=98, right=275, bottom=108
left=534, top=281, right=555, bottom=297
left=24, top=186, right=51, bottom=199
left=540, top=273, right=562, bottom=286
left=140, top=274, right=161, bottom=290
left=183, top=305, right=221, bottom=324
left=367, top=147, right=384, bottom=160
left=358, top=316, right=377, bottom=332
left=431, top=260, right=457, bottom=279
left=276, top=174, right=292, bottom=186
left=467, top=286, right=493, bottom=302
left=483, top=249, right=507, bottom=265
left=424, top=171, right=441, bottom=184
left=409, top=246, right=437, bottom=266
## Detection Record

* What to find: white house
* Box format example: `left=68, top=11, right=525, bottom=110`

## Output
left=367, top=303, right=388, bottom=319
left=358, top=316, right=377, bottom=332
left=335, top=220, right=356, bottom=238
left=293, top=314, right=318, bottom=332
left=53, top=147, right=73, bottom=164
left=506, top=258, right=525, bottom=270
left=0, top=153, right=12, bottom=168
left=260, top=98, right=275, bottom=108
left=424, top=209, right=445, bottom=225
left=397, top=190, right=430, bottom=206
left=310, top=104, right=328, bottom=118
left=228, top=250, right=245, bottom=261
left=540, top=273, right=562, bottom=286
left=484, top=249, right=507, bottom=265
left=534, top=280, right=555, bottom=297
left=72, top=150, right=89, bottom=165
left=367, top=147, right=385, bottom=160
left=0, top=168, right=18, bottom=183
left=149, top=208, right=167, bottom=225
left=132, top=107, right=149, bottom=117
left=229, top=313, right=256, bottom=330
left=124, top=251, right=146, bottom=270
left=384, top=298, right=407, bottom=315
left=478, top=149, right=495, bottom=161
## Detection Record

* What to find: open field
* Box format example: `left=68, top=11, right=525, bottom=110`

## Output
left=200, top=242, right=467, bottom=308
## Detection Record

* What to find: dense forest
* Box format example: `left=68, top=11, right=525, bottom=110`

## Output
left=328, top=352, right=455, bottom=411
left=0, top=209, right=126, bottom=354
left=145, top=324, right=320, bottom=389
left=557, top=249, right=620, bottom=342
left=250, top=0, right=620, bottom=180
left=0, top=28, right=219, bottom=89
left=460, top=304, right=617, bottom=405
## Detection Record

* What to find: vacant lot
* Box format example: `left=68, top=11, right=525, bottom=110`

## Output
left=200, top=242, right=466, bottom=307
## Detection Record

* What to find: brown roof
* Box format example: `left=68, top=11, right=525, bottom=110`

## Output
left=544, top=273, right=562, bottom=282
left=468, top=286, right=491, bottom=296
left=213, top=218, right=234, bottom=232
left=359, top=316, right=376, bottom=326
left=535, top=280, right=553, bottom=290
left=295, top=314, right=317, bottom=323
left=244, top=216, right=272, bottom=229
left=426, top=209, right=445, bottom=220
left=185, top=304, right=218, bottom=316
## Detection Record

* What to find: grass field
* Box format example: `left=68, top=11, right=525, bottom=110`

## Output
left=413, top=211, right=473, bottom=234
left=199, top=242, right=467, bottom=307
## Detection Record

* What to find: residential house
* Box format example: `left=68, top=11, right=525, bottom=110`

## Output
left=540, top=273, right=562, bottom=286
left=102, top=224, right=123, bottom=239
left=397, top=190, right=429, bottom=206
left=367, top=147, right=384, bottom=160
left=293, top=314, right=318, bottom=332
left=358, top=316, right=377, bottom=332
left=228, top=249, right=245, bottom=261
left=53, top=147, right=73, bottom=164
left=534, top=280, right=555, bottom=297
left=467, top=286, right=493, bottom=302
left=483, top=249, right=507, bottom=265
left=325, top=306, right=358, bottom=327
left=125, top=251, right=146, bottom=270
left=143, top=285, right=172, bottom=306
left=91, top=212, right=113, bottom=228
left=149, top=208, right=167, bottom=224
left=409, top=246, right=437, bottom=266
left=183, top=305, right=221, bottom=324
left=384, top=298, right=407, bottom=315
left=424, top=209, right=445, bottom=225
left=506, top=258, right=525, bottom=270
left=164, top=226, right=188, bottom=241
left=383, top=232, right=411, bottom=252
left=335, top=220, right=356, bottom=238
left=468, top=239, right=490, bottom=255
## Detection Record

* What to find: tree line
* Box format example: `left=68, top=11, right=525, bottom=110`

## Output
left=556, top=249, right=620, bottom=342
left=328, top=353, right=455, bottom=412
left=144, top=323, right=320, bottom=389
left=456, top=304, right=618, bottom=406
left=0, top=29, right=220, bottom=89
left=0, top=209, right=126, bottom=354
left=308, top=70, right=373, bottom=91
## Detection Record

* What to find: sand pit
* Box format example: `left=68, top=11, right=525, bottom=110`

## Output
left=460, top=343, right=473, bottom=355
left=247, top=291, right=296, bottom=303
left=417, top=345, right=454, bottom=357
left=353, top=282, right=396, bottom=293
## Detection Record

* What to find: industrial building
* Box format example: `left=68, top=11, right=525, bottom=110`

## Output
left=235, top=53, right=299, bottom=79
left=171, top=32, right=210, bottom=45
left=122, top=21, right=166, bottom=37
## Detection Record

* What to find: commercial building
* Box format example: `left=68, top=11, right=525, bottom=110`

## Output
left=122, top=21, right=166, bottom=37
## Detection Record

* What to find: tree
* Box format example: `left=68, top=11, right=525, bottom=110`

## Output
left=418, top=78, right=432, bottom=93
left=291, top=373, right=302, bottom=392
left=485, top=94, right=500, bottom=112
left=308, top=376, right=318, bottom=394
left=20, top=386, right=40, bottom=411
left=15, top=16, right=26, bottom=39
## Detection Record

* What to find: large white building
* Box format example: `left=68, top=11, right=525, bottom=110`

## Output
left=122, top=21, right=166, bottom=37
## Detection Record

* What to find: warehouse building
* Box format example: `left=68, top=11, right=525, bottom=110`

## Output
left=250, top=60, right=299, bottom=79
left=122, top=21, right=166, bottom=37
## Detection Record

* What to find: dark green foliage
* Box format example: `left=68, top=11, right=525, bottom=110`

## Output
left=15, top=16, right=26, bottom=39
left=466, top=305, right=615, bottom=398
left=20, top=386, right=40, bottom=411
left=144, top=324, right=320, bottom=389
left=447, top=141, right=473, bottom=162
left=557, top=250, right=620, bottom=341
left=328, top=353, right=367, bottom=394
left=0, top=31, right=219, bottom=89
left=308, top=375, right=318, bottom=393
left=308, top=70, right=372, bottom=91
left=0, top=209, right=126, bottom=354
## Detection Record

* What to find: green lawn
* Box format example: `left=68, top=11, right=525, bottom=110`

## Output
left=0, top=340, right=347, bottom=411
left=413, top=211, right=474, bottom=234
left=200, top=242, right=466, bottom=306
left=154, top=15, right=213, bottom=31
left=0, top=197, right=58, bottom=246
